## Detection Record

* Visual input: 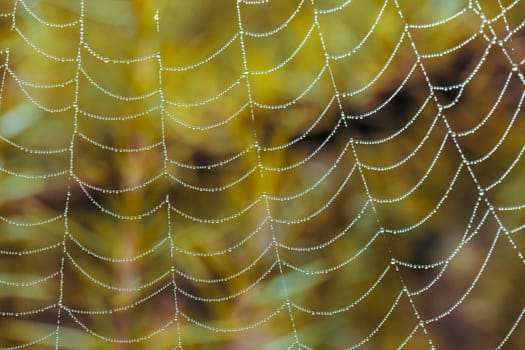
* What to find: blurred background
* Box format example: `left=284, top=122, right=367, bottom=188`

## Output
left=0, top=0, right=525, bottom=348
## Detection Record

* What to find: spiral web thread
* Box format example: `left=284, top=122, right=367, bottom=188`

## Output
left=0, top=0, right=525, bottom=348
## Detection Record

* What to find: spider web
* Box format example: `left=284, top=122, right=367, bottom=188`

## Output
left=0, top=0, right=525, bottom=348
